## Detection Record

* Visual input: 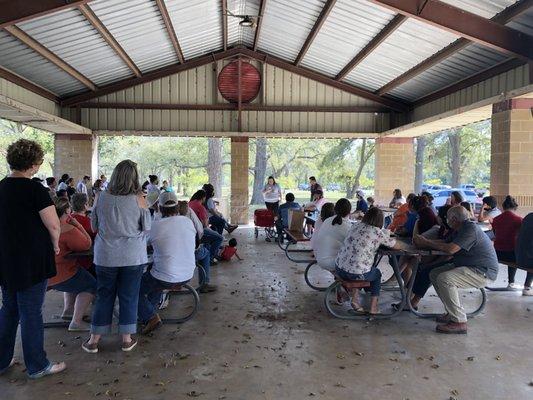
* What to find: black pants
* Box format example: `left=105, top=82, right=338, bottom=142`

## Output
left=412, top=260, right=451, bottom=297
left=265, top=201, right=279, bottom=215
left=497, top=250, right=533, bottom=287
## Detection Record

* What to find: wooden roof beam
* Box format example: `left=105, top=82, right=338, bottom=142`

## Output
left=335, top=14, right=406, bottom=81
left=154, top=0, right=185, bottom=63
left=376, top=0, right=533, bottom=95
left=4, top=25, right=96, bottom=91
left=294, top=0, right=337, bottom=66
left=78, top=4, right=141, bottom=77
left=0, top=0, right=91, bottom=29
left=370, top=0, right=533, bottom=60
left=253, top=0, right=267, bottom=51
left=221, top=0, right=228, bottom=51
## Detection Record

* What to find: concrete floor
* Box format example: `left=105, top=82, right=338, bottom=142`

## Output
left=1, top=227, right=533, bottom=400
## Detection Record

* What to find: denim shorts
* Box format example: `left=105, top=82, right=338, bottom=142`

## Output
left=49, top=267, right=97, bottom=294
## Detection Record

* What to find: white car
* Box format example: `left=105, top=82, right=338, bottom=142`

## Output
left=432, top=188, right=482, bottom=212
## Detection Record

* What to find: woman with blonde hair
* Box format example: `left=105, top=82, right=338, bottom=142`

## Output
left=82, top=160, right=151, bottom=354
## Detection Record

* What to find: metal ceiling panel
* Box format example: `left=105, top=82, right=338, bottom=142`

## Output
left=343, top=18, right=459, bottom=91
left=439, top=0, right=516, bottom=18
left=166, top=0, right=223, bottom=60
left=300, top=0, right=396, bottom=77
left=0, top=30, right=86, bottom=96
left=256, top=0, right=326, bottom=63
left=389, top=43, right=508, bottom=101
left=507, top=9, right=533, bottom=36
left=239, top=0, right=260, bottom=47
left=89, top=0, right=179, bottom=72
left=17, top=8, right=133, bottom=87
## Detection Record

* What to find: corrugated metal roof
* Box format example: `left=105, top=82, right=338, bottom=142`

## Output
left=256, top=0, right=326, bottom=63
left=439, top=0, right=516, bottom=18
left=389, top=43, right=508, bottom=101
left=300, top=0, right=396, bottom=77
left=89, top=0, right=179, bottom=73
left=343, top=18, right=459, bottom=92
left=507, top=8, right=533, bottom=36
left=17, top=8, right=134, bottom=87
left=239, top=0, right=260, bottom=47
left=0, top=30, right=86, bottom=96
left=166, top=0, right=223, bottom=60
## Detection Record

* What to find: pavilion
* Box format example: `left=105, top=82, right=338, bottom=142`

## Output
left=0, top=0, right=532, bottom=221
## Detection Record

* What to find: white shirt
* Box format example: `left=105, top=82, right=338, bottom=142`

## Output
left=57, top=181, right=68, bottom=191
left=314, top=216, right=351, bottom=271
left=146, top=183, right=160, bottom=195
left=76, top=180, right=88, bottom=194
left=263, top=183, right=281, bottom=203
left=148, top=216, right=196, bottom=283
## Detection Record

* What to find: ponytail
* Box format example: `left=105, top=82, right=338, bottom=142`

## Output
left=332, top=198, right=352, bottom=225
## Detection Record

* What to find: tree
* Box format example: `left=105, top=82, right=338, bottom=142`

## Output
left=448, top=128, right=461, bottom=187
left=207, top=138, right=223, bottom=195
left=250, top=138, right=267, bottom=204
left=415, top=136, right=427, bottom=193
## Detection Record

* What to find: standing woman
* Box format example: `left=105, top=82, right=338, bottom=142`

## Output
left=0, top=139, right=66, bottom=378
left=83, top=160, right=151, bottom=353
left=262, top=176, right=282, bottom=215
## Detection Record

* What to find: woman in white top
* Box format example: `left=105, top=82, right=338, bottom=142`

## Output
left=262, top=176, right=282, bottom=215
left=313, top=199, right=352, bottom=271
left=336, top=207, right=401, bottom=314
left=145, top=175, right=160, bottom=195
left=310, top=202, right=334, bottom=252
left=389, top=189, right=406, bottom=209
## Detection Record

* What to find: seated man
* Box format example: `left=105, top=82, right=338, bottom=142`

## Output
left=276, top=192, right=302, bottom=243
left=137, top=191, right=197, bottom=335
left=413, top=206, right=498, bottom=334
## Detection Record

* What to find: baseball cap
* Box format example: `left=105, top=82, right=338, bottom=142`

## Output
left=159, top=191, right=178, bottom=208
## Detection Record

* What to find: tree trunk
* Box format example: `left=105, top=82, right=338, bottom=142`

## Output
left=448, top=130, right=461, bottom=187
left=415, top=136, right=427, bottom=193
left=250, top=138, right=267, bottom=204
left=207, top=138, right=223, bottom=196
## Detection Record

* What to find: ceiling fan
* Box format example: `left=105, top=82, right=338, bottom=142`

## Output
left=225, top=10, right=260, bottom=28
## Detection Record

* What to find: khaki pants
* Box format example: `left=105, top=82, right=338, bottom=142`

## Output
left=429, top=264, right=488, bottom=323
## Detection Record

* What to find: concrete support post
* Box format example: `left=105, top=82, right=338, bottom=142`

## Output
left=54, top=134, right=98, bottom=183
left=490, top=99, right=533, bottom=215
left=230, top=136, right=249, bottom=224
left=374, top=137, right=415, bottom=205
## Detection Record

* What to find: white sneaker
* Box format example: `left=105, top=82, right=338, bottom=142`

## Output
left=507, top=283, right=521, bottom=290
left=522, top=287, right=533, bottom=296
left=158, top=291, right=170, bottom=310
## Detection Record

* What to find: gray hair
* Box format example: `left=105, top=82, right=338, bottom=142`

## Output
left=447, top=205, right=469, bottom=224
left=71, top=193, right=88, bottom=212
left=108, top=159, right=141, bottom=196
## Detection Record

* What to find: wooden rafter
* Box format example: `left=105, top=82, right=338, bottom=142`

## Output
left=221, top=0, right=228, bottom=51
left=253, top=0, right=267, bottom=51
left=370, top=0, right=533, bottom=60
left=0, top=0, right=91, bottom=29
left=78, top=4, right=141, bottom=77
left=335, top=14, right=406, bottom=81
left=154, top=0, right=185, bottom=63
left=377, top=0, right=533, bottom=95
left=4, top=25, right=96, bottom=91
left=294, top=0, right=337, bottom=66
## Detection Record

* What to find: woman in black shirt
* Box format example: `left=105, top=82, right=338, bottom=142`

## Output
left=0, top=139, right=66, bottom=379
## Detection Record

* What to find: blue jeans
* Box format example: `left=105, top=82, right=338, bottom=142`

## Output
left=209, top=214, right=226, bottom=234
left=137, top=272, right=187, bottom=323
left=91, top=265, right=144, bottom=335
left=336, top=267, right=382, bottom=297
left=0, top=280, right=50, bottom=376
left=201, top=228, right=223, bottom=262
left=48, top=267, right=96, bottom=294
left=195, top=245, right=211, bottom=284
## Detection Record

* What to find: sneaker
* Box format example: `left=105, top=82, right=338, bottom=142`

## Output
left=28, top=362, right=67, bottom=379
left=68, top=321, right=91, bottom=332
left=141, top=314, right=162, bottom=335
left=82, top=340, right=98, bottom=354
left=436, top=321, right=467, bottom=334
left=199, top=284, right=218, bottom=293
left=523, top=287, right=533, bottom=296
left=507, top=283, right=521, bottom=290
left=435, top=313, right=451, bottom=324
left=158, top=292, right=170, bottom=310
left=210, top=259, right=218, bottom=266
left=121, top=338, right=138, bottom=352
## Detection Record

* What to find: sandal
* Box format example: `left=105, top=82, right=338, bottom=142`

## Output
left=350, top=302, right=365, bottom=314
left=28, top=362, right=66, bottom=379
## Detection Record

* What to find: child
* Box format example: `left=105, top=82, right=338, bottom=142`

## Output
left=217, top=238, right=243, bottom=261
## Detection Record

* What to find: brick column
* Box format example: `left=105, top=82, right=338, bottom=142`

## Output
left=54, top=134, right=98, bottom=183
left=490, top=99, right=533, bottom=215
left=230, top=137, right=249, bottom=224
left=374, top=137, right=415, bottom=205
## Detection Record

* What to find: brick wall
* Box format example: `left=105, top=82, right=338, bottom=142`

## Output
left=490, top=103, right=533, bottom=214
left=230, top=137, right=249, bottom=224
left=54, top=134, right=98, bottom=183
left=374, top=137, right=415, bottom=205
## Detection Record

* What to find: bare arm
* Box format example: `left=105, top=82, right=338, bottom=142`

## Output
left=235, top=251, right=243, bottom=261
left=39, top=205, right=61, bottom=255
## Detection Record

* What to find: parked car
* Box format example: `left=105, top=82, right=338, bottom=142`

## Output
left=326, top=183, right=341, bottom=191
left=432, top=188, right=482, bottom=212
left=459, top=184, right=476, bottom=190
left=298, top=183, right=310, bottom=190
left=427, top=184, right=451, bottom=194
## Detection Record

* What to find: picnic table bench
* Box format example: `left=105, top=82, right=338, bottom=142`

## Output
left=278, top=228, right=314, bottom=264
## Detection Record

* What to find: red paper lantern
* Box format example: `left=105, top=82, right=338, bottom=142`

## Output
left=218, top=60, right=261, bottom=103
